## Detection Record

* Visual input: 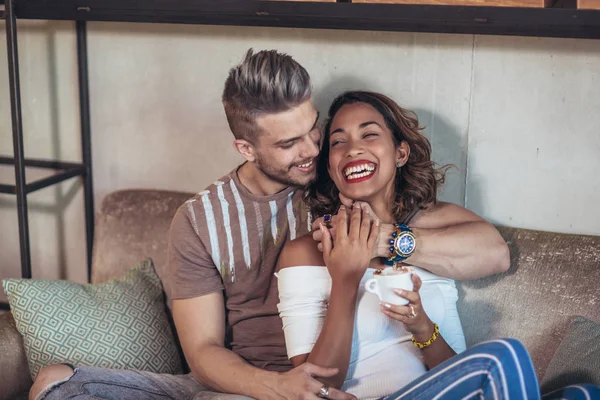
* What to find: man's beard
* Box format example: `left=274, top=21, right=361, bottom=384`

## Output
left=255, top=155, right=315, bottom=188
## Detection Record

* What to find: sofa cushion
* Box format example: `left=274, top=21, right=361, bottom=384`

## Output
left=457, top=227, right=600, bottom=378
left=540, top=316, right=600, bottom=394
left=2, top=259, right=182, bottom=380
left=91, top=189, right=193, bottom=288
left=0, top=311, right=32, bottom=400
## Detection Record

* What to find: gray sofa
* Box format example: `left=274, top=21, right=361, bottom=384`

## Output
left=1, top=189, right=599, bottom=400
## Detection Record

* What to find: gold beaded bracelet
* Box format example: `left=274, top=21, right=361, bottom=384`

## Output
left=412, top=322, right=440, bottom=349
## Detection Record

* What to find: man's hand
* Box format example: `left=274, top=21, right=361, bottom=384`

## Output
left=274, top=362, right=357, bottom=400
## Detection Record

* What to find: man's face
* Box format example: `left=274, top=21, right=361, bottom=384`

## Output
left=252, top=100, right=321, bottom=188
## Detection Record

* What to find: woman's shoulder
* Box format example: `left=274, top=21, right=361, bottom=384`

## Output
left=277, top=233, right=325, bottom=272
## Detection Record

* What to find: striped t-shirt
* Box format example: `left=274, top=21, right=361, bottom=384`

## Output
left=166, top=167, right=311, bottom=372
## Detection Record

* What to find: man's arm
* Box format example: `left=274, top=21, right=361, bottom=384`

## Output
left=173, top=291, right=353, bottom=400
left=173, top=292, right=270, bottom=396
left=376, top=202, right=510, bottom=280
left=313, top=201, right=509, bottom=280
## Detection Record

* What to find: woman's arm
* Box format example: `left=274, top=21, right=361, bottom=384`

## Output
left=381, top=273, right=456, bottom=369
left=277, top=236, right=360, bottom=389
left=277, top=205, right=377, bottom=388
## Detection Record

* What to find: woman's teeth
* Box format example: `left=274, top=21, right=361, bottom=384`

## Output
left=344, top=164, right=376, bottom=179
left=347, top=171, right=374, bottom=180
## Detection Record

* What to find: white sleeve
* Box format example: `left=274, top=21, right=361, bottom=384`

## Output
left=276, top=267, right=332, bottom=359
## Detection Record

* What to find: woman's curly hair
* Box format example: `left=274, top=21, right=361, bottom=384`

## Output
left=305, top=91, right=450, bottom=223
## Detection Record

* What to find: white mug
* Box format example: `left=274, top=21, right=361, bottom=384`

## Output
left=364, top=269, right=414, bottom=306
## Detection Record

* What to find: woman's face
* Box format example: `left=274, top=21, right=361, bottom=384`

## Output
left=327, top=102, right=406, bottom=204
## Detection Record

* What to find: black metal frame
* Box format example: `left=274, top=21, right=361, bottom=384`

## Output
left=12, top=0, right=600, bottom=39
left=1, top=0, right=94, bottom=286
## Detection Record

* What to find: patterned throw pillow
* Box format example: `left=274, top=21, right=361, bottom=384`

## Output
left=2, top=259, right=182, bottom=379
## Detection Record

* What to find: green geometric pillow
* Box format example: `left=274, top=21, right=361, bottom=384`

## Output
left=2, top=259, right=182, bottom=379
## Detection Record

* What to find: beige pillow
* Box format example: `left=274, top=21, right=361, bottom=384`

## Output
left=541, top=316, right=600, bottom=394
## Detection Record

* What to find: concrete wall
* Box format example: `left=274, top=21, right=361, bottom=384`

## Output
left=1, top=21, right=599, bottom=286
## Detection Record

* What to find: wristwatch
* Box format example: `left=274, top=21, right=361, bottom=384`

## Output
left=384, top=224, right=417, bottom=266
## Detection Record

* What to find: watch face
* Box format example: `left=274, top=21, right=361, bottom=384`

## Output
left=395, top=233, right=416, bottom=256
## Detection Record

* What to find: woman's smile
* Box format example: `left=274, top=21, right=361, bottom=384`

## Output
left=342, top=159, right=377, bottom=184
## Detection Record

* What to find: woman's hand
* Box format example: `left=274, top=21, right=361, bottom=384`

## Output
left=380, top=273, right=435, bottom=341
left=320, top=204, right=379, bottom=287
left=312, top=200, right=382, bottom=259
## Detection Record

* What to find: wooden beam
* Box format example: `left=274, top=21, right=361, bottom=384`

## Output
left=14, top=0, right=600, bottom=39
left=578, top=0, right=600, bottom=9
left=352, top=0, right=554, bottom=7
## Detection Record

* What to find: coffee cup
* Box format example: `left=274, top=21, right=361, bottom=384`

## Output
left=364, top=267, right=414, bottom=306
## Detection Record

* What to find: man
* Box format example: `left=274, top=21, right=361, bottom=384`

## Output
left=30, top=49, right=509, bottom=400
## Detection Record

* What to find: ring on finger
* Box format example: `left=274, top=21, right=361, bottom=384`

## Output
left=323, top=214, right=332, bottom=229
left=408, top=304, right=417, bottom=319
left=318, top=385, right=330, bottom=399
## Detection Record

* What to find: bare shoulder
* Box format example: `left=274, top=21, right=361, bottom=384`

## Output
left=277, top=233, right=325, bottom=272
left=411, top=201, right=484, bottom=229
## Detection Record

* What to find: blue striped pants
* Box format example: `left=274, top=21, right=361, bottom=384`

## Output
left=383, top=338, right=600, bottom=400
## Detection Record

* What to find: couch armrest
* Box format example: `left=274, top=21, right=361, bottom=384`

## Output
left=0, top=311, right=32, bottom=400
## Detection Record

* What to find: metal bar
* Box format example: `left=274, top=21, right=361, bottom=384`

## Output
left=0, top=167, right=86, bottom=194
left=26, top=167, right=87, bottom=194
left=14, top=0, right=600, bottom=39
left=77, top=20, right=95, bottom=283
left=0, top=184, right=16, bottom=194
left=0, top=155, right=85, bottom=170
left=6, top=0, right=32, bottom=279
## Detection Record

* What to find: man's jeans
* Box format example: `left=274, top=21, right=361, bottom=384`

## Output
left=35, top=366, right=252, bottom=400
left=36, top=339, right=600, bottom=400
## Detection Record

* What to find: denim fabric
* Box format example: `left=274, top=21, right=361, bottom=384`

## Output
left=383, top=338, right=541, bottom=400
left=35, top=340, right=600, bottom=400
left=37, top=366, right=253, bottom=400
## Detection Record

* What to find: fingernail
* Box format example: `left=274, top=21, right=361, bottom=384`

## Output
left=380, top=302, right=391, bottom=309
left=375, top=219, right=380, bottom=226
left=394, top=289, right=406, bottom=295
left=340, top=205, right=345, bottom=210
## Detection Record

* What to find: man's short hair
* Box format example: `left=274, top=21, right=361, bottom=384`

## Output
left=222, top=49, right=312, bottom=143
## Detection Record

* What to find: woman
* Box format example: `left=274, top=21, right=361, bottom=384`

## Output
left=276, top=91, right=582, bottom=400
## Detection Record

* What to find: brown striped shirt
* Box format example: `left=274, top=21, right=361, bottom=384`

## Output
left=166, top=167, right=311, bottom=371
